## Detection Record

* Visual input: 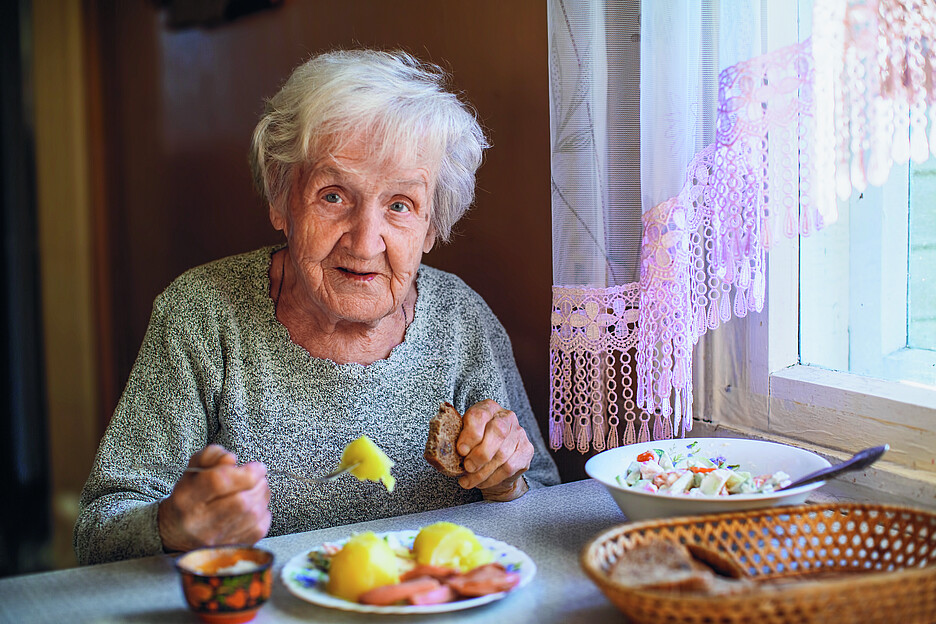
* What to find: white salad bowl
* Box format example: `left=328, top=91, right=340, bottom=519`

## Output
left=585, top=437, right=832, bottom=521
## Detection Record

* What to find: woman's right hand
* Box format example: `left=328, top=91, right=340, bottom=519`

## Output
left=157, top=444, right=272, bottom=553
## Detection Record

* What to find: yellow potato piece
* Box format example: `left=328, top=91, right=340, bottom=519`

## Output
left=326, top=532, right=401, bottom=602
left=339, top=435, right=396, bottom=492
left=412, top=522, right=493, bottom=572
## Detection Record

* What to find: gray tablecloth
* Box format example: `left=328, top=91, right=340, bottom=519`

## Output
left=0, top=479, right=627, bottom=624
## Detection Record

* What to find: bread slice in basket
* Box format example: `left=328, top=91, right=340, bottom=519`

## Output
left=609, top=540, right=752, bottom=596
left=424, top=402, right=466, bottom=477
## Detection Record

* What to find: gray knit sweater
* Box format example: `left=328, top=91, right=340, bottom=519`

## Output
left=74, top=246, right=560, bottom=565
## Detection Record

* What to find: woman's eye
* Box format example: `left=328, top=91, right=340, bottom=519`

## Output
left=389, top=201, right=410, bottom=213
left=323, top=192, right=342, bottom=204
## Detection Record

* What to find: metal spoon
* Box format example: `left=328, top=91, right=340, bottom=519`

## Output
left=777, top=445, right=889, bottom=491
left=137, top=462, right=358, bottom=486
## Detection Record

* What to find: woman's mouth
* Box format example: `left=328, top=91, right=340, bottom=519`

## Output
left=338, top=267, right=377, bottom=281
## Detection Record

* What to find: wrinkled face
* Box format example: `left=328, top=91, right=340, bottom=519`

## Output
left=271, top=139, right=437, bottom=326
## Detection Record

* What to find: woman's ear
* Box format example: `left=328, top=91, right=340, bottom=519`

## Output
left=269, top=202, right=287, bottom=235
left=422, top=226, right=437, bottom=253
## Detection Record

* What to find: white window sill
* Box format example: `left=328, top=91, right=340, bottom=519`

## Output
left=770, top=363, right=936, bottom=411
left=767, top=365, right=936, bottom=459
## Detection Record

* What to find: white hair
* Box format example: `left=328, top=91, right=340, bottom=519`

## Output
left=250, top=49, right=490, bottom=242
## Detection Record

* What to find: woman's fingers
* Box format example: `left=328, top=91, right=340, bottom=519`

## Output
left=459, top=401, right=517, bottom=471
left=158, top=449, right=271, bottom=552
left=200, top=474, right=272, bottom=545
left=457, top=399, right=501, bottom=457
left=180, top=458, right=268, bottom=503
left=461, top=431, right=533, bottom=490
left=189, top=444, right=236, bottom=469
left=457, top=401, right=534, bottom=491
left=469, top=435, right=523, bottom=488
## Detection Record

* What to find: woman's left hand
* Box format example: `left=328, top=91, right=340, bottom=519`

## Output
left=456, top=400, right=533, bottom=501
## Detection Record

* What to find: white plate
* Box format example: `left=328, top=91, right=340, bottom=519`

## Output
left=281, top=529, right=536, bottom=614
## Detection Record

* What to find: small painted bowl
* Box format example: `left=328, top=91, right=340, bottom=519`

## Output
left=175, top=545, right=274, bottom=624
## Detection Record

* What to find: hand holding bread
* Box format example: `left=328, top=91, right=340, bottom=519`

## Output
left=424, top=400, right=533, bottom=502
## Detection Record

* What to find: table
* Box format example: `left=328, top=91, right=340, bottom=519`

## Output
left=0, top=480, right=627, bottom=624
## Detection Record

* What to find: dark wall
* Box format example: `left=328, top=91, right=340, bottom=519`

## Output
left=1, top=0, right=52, bottom=575
left=89, top=0, right=586, bottom=481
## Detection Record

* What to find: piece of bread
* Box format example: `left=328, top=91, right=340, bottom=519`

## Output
left=609, top=539, right=715, bottom=593
left=703, top=574, right=754, bottom=596
left=608, top=539, right=755, bottom=596
left=424, top=402, right=465, bottom=477
left=685, top=543, right=747, bottom=579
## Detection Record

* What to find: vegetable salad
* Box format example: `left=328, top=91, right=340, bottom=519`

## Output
left=615, top=441, right=792, bottom=496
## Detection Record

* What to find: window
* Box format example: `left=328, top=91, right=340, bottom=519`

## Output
left=801, top=157, right=936, bottom=389
left=696, top=1, right=936, bottom=505
left=909, top=158, right=936, bottom=352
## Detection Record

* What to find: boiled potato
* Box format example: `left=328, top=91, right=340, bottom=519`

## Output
left=339, top=435, right=396, bottom=492
left=326, top=532, right=401, bottom=601
left=412, top=522, right=492, bottom=572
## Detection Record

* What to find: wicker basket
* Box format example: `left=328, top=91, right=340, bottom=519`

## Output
left=581, top=502, right=936, bottom=624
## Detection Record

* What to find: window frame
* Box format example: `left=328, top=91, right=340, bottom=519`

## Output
left=692, top=0, right=936, bottom=507
left=798, top=160, right=936, bottom=388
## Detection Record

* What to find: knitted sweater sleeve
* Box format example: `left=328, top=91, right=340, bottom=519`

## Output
left=74, top=282, right=222, bottom=565
left=450, top=286, right=561, bottom=490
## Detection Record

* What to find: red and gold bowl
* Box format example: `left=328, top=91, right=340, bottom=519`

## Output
left=175, top=545, right=274, bottom=623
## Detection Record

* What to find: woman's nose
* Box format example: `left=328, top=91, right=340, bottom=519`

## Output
left=343, top=203, right=386, bottom=258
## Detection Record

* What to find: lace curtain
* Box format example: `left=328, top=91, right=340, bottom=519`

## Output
left=548, top=0, right=936, bottom=453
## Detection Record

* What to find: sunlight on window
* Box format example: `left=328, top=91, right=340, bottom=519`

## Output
left=909, top=155, right=936, bottom=352
left=800, top=153, right=936, bottom=389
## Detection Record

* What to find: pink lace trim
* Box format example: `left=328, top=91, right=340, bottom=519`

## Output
left=638, top=39, right=815, bottom=422
left=550, top=0, right=936, bottom=452
left=550, top=282, right=663, bottom=451
left=814, top=0, right=936, bottom=206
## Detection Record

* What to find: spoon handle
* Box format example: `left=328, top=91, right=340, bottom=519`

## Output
left=779, top=444, right=889, bottom=491
left=136, top=462, right=357, bottom=485
left=185, top=465, right=357, bottom=485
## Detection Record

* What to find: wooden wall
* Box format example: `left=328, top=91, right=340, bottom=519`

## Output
left=86, top=0, right=589, bottom=482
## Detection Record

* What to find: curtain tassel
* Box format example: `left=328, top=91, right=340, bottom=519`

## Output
left=549, top=418, right=562, bottom=451
left=576, top=421, right=590, bottom=454
left=623, top=419, right=636, bottom=445
left=592, top=418, right=606, bottom=452
left=637, top=419, right=650, bottom=443
left=606, top=421, right=619, bottom=449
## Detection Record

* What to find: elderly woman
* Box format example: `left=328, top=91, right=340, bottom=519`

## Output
left=75, top=49, right=560, bottom=565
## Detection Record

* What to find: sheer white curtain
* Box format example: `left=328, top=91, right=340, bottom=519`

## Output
left=548, top=0, right=770, bottom=450
left=640, top=2, right=762, bottom=211
left=636, top=1, right=769, bottom=434
left=548, top=0, right=936, bottom=453
left=548, top=0, right=644, bottom=452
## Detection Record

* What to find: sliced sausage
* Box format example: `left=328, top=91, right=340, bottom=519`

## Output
left=358, top=577, right=441, bottom=606
left=446, top=563, right=521, bottom=597
left=408, top=584, right=457, bottom=605
left=400, top=564, right=457, bottom=582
